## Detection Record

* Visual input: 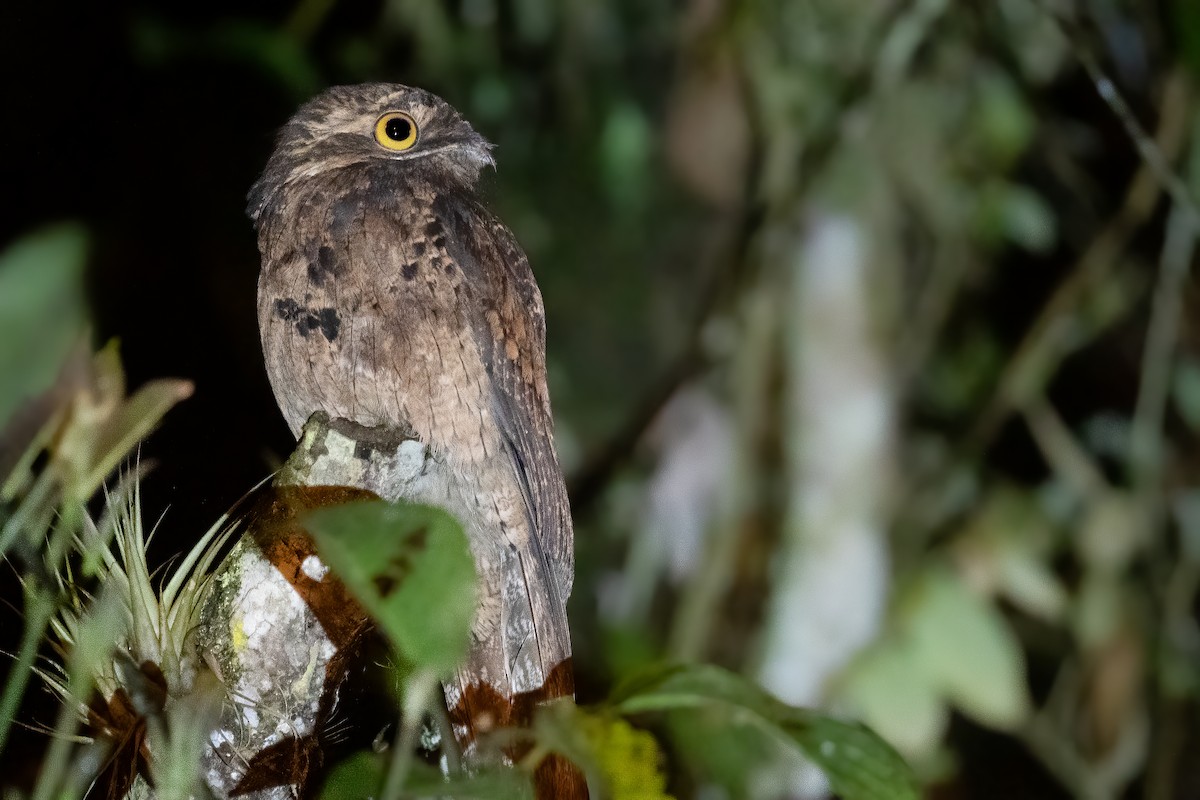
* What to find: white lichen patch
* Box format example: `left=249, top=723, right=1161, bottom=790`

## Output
left=194, top=535, right=338, bottom=799
left=300, top=554, right=328, bottom=581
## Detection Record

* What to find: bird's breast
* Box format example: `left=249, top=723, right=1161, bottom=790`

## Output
left=257, top=200, right=501, bottom=469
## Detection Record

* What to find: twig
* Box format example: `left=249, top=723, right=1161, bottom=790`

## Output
left=567, top=0, right=911, bottom=515
left=1040, top=5, right=1200, bottom=226
left=382, top=667, right=438, bottom=800
left=1130, top=176, right=1200, bottom=490
left=964, top=68, right=1192, bottom=452
left=1022, top=396, right=1108, bottom=500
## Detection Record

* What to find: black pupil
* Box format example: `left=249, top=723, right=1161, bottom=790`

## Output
left=385, top=117, right=412, bottom=142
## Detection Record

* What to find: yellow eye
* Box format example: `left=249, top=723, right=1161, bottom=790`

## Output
left=374, top=112, right=419, bottom=151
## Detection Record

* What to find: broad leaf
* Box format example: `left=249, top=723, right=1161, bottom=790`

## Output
left=904, top=570, right=1030, bottom=730
left=303, top=500, right=476, bottom=675
left=533, top=700, right=672, bottom=800
left=836, top=641, right=948, bottom=760
left=610, top=664, right=919, bottom=800
left=0, top=223, right=88, bottom=433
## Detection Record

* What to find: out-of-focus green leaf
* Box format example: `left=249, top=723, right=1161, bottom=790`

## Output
left=303, top=500, right=477, bottom=675
left=972, top=71, right=1035, bottom=167
left=995, top=548, right=1067, bottom=622
left=922, top=325, right=1003, bottom=414
left=997, top=0, right=1069, bottom=82
left=952, top=488, right=1066, bottom=623
left=599, top=102, right=653, bottom=213
left=471, top=74, right=514, bottom=124
left=152, top=671, right=223, bottom=800
left=320, top=754, right=532, bottom=800
left=29, top=587, right=126, bottom=800
left=320, top=752, right=384, bottom=800
left=610, top=664, right=920, bottom=800
left=975, top=181, right=1056, bottom=253
left=132, top=18, right=321, bottom=98
left=578, top=712, right=672, bottom=800
left=1174, top=0, right=1200, bottom=76
left=513, top=0, right=554, bottom=45
left=0, top=224, right=88, bottom=434
left=666, top=708, right=782, bottom=797
left=534, top=700, right=671, bottom=800
left=56, top=344, right=193, bottom=503
left=836, top=642, right=948, bottom=761
left=904, top=570, right=1030, bottom=730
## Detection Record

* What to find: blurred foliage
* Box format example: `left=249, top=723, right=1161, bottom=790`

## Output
left=0, top=225, right=87, bottom=435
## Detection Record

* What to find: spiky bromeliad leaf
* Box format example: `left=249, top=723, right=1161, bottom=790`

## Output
left=610, top=664, right=920, bottom=800
left=303, top=499, right=477, bottom=675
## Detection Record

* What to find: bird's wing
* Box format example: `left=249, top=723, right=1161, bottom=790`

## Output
left=433, top=195, right=575, bottom=603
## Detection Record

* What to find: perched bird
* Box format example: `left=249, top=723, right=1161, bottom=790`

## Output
left=248, top=84, right=576, bottom=754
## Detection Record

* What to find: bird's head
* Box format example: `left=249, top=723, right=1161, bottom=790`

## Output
left=248, top=83, right=495, bottom=222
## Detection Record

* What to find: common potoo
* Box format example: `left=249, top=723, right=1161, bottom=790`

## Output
left=248, top=84, right=575, bottom=750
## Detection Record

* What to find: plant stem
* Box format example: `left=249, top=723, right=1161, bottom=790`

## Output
left=382, top=668, right=438, bottom=800
left=0, top=584, right=56, bottom=757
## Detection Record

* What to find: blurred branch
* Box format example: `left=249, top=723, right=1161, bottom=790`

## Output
left=1130, top=121, right=1200, bottom=494
left=568, top=0, right=911, bottom=515
left=1041, top=4, right=1200, bottom=224
left=1023, top=396, right=1108, bottom=500
left=566, top=202, right=756, bottom=512
left=1022, top=660, right=1149, bottom=800
left=965, top=68, right=1192, bottom=451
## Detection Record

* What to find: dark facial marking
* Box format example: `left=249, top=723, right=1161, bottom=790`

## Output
left=401, top=262, right=418, bottom=280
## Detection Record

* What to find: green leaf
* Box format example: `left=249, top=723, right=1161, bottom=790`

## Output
left=1175, top=0, right=1200, bottom=76
left=972, top=70, right=1035, bottom=167
left=58, top=344, right=193, bottom=502
left=836, top=642, right=948, bottom=760
left=904, top=570, right=1030, bottom=730
left=131, top=18, right=321, bottom=99
left=599, top=102, right=653, bottom=213
left=610, top=664, right=920, bottom=800
left=0, top=224, right=89, bottom=433
left=974, top=181, right=1056, bottom=253
left=152, top=671, right=224, bottom=800
left=665, top=708, right=781, bottom=796
left=303, top=500, right=477, bottom=674
left=534, top=700, right=672, bottom=799
left=320, top=752, right=384, bottom=800
left=578, top=712, right=673, bottom=800
left=320, top=754, right=532, bottom=800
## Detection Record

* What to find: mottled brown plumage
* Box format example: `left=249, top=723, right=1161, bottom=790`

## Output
left=248, top=84, right=575, bottom=757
